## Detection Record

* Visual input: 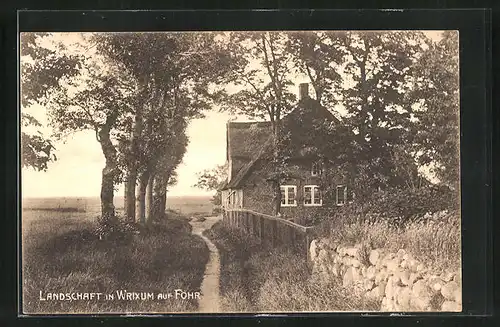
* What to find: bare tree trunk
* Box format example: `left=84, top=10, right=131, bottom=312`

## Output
left=137, top=171, right=150, bottom=225
left=272, top=121, right=282, bottom=216
left=97, top=122, right=118, bottom=228
left=124, top=167, right=137, bottom=223
left=152, top=174, right=166, bottom=220
left=146, top=173, right=155, bottom=224
left=161, top=189, right=167, bottom=217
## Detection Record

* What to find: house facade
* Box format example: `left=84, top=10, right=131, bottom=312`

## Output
left=220, top=83, right=352, bottom=225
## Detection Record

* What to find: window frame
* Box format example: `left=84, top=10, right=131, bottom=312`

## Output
left=280, top=185, right=297, bottom=207
left=311, top=162, right=323, bottom=177
left=304, top=185, right=323, bottom=207
left=336, top=185, right=347, bottom=206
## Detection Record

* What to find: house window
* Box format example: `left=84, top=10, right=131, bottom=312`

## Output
left=311, top=162, right=322, bottom=176
left=304, top=185, right=322, bottom=206
left=280, top=185, right=297, bottom=207
left=336, top=185, right=347, bottom=206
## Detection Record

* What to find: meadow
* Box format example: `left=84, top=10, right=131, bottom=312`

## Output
left=22, top=195, right=214, bottom=216
left=21, top=195, right=213, bottom=314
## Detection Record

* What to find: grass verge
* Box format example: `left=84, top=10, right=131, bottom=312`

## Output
left=203, top=221, right=379, bottom=313
left=22, top=210, right=209, bottom=314
left=322, top=210, right=461, bottom=274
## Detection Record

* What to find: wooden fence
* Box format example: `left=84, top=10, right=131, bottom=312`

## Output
left=223, top=209, right=317, bottom=262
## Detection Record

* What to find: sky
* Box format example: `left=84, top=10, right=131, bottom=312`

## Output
left=21, top=30, right=447, bottom=198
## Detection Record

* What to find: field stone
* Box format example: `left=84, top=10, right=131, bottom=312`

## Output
left=369, top=249, right=381, bottom=266
left=441, top=301, right=461, bottom=312
left=366, top=266, right=377, bottom=280
left=337, top=247, right=347, bottom=256
left=385, top=276, right=399, bottom=300
left=342, top=267, right=361, bottom=287
left=351, top=259, right=361, bottom=268
left=441, top=281, right=460, bottom=301
left=409, top=272, right=423, bottom=285
left=396, top=286, right=412, bottom=310
left=363, top=279, right=374, bottom=291
left=345, top=247, right=359, bottom=257
left=367, top=284, right=385, bottom=300
left=386, top=259, right=400, bottom=272
left=318, top=249, right=329, bottom=262
left=396, top=249, right=407, bottom=259
left=382, top=253, right=396, bottom=266
left=416, top=263, right=426, bottom=273
left=375, top=269, right=389, bottom=285
left=412, top=280, right=433, bottom=299
left=400, top=260, right=408, bottom=269
left=441, top=271, right=454, bottom=282
left=428, top=276, right=444, bottom=292
left=331, top=263, right=340, bottom=277
left=408, top=259, right=420, bottom=272
left=397, top=270, right=411, bottom=286
left=410, top=296, right=431, bottom=311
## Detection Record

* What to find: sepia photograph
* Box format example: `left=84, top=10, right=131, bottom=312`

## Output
left=20, top=30, right=461, bottom=314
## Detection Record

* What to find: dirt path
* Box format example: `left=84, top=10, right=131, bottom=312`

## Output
left=190, top=215, right=222, bottom=313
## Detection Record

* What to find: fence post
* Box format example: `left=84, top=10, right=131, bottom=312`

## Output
left=272, top=219, right=278, bottom=247
left=305, top=230, right=310, bottom=263
left=252, top=213, right=256, bottom=236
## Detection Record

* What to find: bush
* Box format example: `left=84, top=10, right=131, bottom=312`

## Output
left=321, top=210, right=460, bottom=274
left=325, top=184, right=458, bottom=226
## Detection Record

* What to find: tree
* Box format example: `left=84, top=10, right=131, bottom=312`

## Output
left=20, top=33, right=82, bottom=171
left=221, top=32, right=297, bottom=215
left=333, top=31, right=429, bottom=196
left=22, top=32, right=143, bottom=228
left=287, top=31, right=346, bottom=106
left=194, top=163, right=228, bottom=206
left=48, top=59, right=137, bottom=226
left=94, top=32, right=233, bottom=224
left=410, top=31, right=460, bottom=189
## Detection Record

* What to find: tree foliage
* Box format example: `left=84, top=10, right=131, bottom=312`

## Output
left=20, top=33, right=83, bottom=171
left=409, top=31, right=460, bottom=189
left=194, top=164, right=228, bottom=206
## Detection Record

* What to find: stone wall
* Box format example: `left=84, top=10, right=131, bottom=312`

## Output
left=309, top=238, right=462, bottom=312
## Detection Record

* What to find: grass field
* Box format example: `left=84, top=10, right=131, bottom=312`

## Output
left=21, top=196, right=213, bottom=314
left=22, top=195, right=214, bottom=216
left=203, top=222, right=378, bottom=313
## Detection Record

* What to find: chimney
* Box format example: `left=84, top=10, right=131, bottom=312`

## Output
left=299, top=83, right=309, bottom=100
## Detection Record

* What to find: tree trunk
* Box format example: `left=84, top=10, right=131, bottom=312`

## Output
left=124, top=167, right=137, bottom=223
left=137, top=171, right=150, bottom=225
left=152, top=174, right=168, bottom=220
left=98, top=126, right=118, bottom=227
left=272, top=121, right=282, bottom=216
left=146, top=173, right=155, bottom=224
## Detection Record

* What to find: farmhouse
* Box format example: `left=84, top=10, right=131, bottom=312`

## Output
left=220, top=83, right=353, bottom=225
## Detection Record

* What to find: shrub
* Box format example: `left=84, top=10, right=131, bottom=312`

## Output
left=324, top=210, right=460, bottom=273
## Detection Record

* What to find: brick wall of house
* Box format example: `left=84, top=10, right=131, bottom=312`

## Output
left=241, top=161, right=275, bottom=215
left=240, top=158, right=341, bottom=226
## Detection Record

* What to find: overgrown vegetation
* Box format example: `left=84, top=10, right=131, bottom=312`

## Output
left=204, top=221, right=378, bottom=312
left=317, top=186, right=461, bottom=273
left=22, top=210, right=209, bottom=314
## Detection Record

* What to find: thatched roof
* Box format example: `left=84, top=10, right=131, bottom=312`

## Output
left=226, top=121, right=272, bottom=160
left=222, top=98, right=339, bottom=190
